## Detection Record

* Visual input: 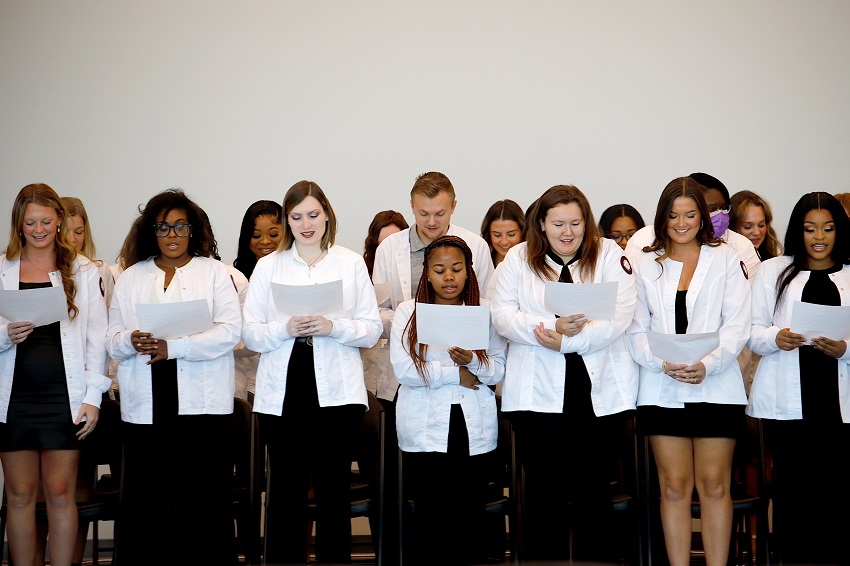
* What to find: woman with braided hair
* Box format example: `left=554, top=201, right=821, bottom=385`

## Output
left=390, top=235, right=506, bottom=565
left=491, top=185, right=639, bottom=561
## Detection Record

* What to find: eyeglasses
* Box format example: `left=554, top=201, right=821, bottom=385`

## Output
left=607, top=231, right=636, bottom=243
left=708, top=205, right=731, bottom=216
left=154, top=223, right=192, bottom=238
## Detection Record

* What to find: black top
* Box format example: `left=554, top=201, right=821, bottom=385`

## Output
left=675, top=290, right=688, bottom=335
left=0, top=281, right=77, bottom=451
left=799, top=264, right=842, bottom=423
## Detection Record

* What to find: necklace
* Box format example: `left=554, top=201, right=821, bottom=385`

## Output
left=157, top=256, right=191, bottom=270
left=22, top=251, right=56, bottom=273
left=300, top=249, right=326, bottom=267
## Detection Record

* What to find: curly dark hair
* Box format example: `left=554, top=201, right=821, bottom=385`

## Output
left=119, top=188, right=219, bottom=269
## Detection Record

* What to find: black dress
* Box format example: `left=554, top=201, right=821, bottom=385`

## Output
left=0, top=281, right=77, bottom=451
left=638, top=289, right=743, bottom=438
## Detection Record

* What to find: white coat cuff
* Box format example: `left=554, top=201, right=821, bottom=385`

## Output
left=167, top=337, right=189, bottom=360
left=840, top=339, right=850, bottom=361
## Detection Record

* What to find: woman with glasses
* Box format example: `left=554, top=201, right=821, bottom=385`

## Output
left=107, top=189, right=241, bottom=566
left=598, top=204, right=646, bottom=250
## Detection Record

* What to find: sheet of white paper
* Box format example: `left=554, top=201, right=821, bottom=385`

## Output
left=543, top=281, right=618, bottom=320
left=374, top=282, right=392, bottom=307
left=647, top=330, right=720, bottom=365
left=271, top=280, right=343, bottom=316
left=136, top=299, right=215, bottom=339
left=0, top=285, right=68, bottom=326
left=415, top=303, right=490, bottom=350
left=790, top=301, right=850, bottom=344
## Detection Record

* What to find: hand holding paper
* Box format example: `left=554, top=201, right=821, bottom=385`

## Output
left=543, top=281, right=617, bottom=320
left=271, top=280, right=343, bottom=316
left=789, top=301, right=850, bottom=345
left=0, top=286, right=68, bottom=326
left=647, top=330, right=719, bottom=365
left=135, top=299, right=215, bottom=339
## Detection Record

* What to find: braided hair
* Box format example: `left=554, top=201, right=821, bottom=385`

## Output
left=403, top=235, right=490, bottom=383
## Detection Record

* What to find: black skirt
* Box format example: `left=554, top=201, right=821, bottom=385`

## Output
left=637, top=402, right=744, bottom=439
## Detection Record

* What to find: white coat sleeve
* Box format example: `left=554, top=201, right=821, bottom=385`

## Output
left=625, top=254, right=663, bottom=372
left=467, top=311, right=507, bottom=386
left=328, top=257, right=382, bottom=348
left=490, top=249, right=557, bottom=345
left=166, top=265, right=242, bottom=361
left=560, top=249, right=636, bottom=356
left=106, top=272, right=139, bottom=362
left=472, top=240, right=495, bottom=299
left=81, top=262, right=112, bottom=406
left=241, top=258, right=293, bottom=353
left=747, top=262, right=782, bottom=357
left=371, top=240, right=395, bottom=339
left=390, top=301, right=460, bottom=389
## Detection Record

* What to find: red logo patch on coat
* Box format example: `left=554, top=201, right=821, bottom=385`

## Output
left=620, top=256, right=633, bottom=275
left=740, top=261, right=748, bottom=280
left=99, top=277, right=105, bottom=297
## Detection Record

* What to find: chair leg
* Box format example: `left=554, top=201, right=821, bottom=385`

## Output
left=92, top=519, right=99, bottom=566
left=397, top=447, right=404, bottom=566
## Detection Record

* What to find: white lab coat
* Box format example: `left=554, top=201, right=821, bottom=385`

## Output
left=490, top=239, right=639, bottom=416
left=391, top=299, right=506, bottom=455
left=0, top=254, right=111, bottom=422
left=107, top=257, right=241, bottom=423
left=626, top=242, right=750, bottom=408
left=747, top=256, right=850, bottom=421
left=371, top=224, right=494, bottom=401
left=242, top=245, right=381, bottom=415
left=227, top=264, right=258, bottom=401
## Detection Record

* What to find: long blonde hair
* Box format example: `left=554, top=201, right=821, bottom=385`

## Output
left=8, top=184, right=80, bottom=319
left=61, top=196, right=101, bottom=263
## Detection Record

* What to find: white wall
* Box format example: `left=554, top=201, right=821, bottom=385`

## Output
left=2, top=0, right=849, bottom=262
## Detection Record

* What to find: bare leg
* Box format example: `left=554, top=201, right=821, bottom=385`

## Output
left=1, top=450, right=41, bottom=566
left=40, top=449, right=80, bottom=566
left=693, top=437, right=735, bottom=566
left=650, top=435, right=695, bottom=566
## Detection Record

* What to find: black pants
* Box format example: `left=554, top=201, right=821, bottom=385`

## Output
left=261, top=340, right=364, bottom=564
left=116, top=359, right=236, bottom=566
left=508, top=378, right=627, bottom=561
left=402, top=404, right=493, bottom=566
left=377, top=397, right=400, bottom=563
left=765, top=419, right=850, bottom=565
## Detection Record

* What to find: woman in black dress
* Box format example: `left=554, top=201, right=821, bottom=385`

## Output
left=0, top=183, right=111, bottom=566
left=626, top=178, right=751, bottom=566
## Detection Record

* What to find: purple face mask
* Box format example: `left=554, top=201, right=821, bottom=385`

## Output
left=710, top=210, right=730, bottom=238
